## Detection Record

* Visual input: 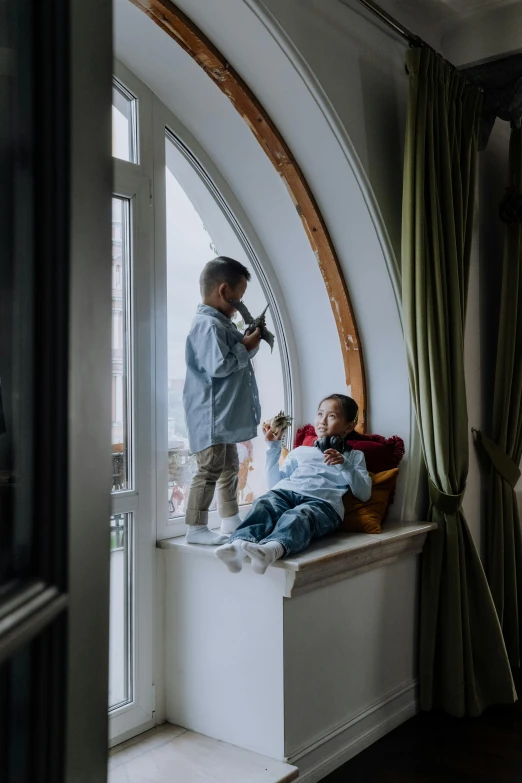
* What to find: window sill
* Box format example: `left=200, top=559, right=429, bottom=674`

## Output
left=158, top=521, right=436, bottom=597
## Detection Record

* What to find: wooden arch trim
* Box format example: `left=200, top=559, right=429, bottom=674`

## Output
left=129, top=0, right=367, bottom=429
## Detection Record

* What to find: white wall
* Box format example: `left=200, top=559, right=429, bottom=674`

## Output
left=283, top=555, right=418, bottom=760
left=250, top=0, right=409, bottom=260
left=165, top=549, right=286, bottom=758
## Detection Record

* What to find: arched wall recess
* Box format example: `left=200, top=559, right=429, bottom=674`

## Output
left=129, top=0, right=367, bottom=429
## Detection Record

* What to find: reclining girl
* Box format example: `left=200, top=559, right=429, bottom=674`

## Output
left=215, top=394, right=371, bottom=574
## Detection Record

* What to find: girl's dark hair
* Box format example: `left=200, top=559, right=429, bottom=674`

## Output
left=200, top=256, right=251, bottom=296
left=320, top=394, right=359, bottom=426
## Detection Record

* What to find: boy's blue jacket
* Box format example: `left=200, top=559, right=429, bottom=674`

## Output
left=183, top=304, right=261, bottom=454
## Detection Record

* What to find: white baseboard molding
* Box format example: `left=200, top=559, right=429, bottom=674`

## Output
left=291, top=680, right=418, bottom=783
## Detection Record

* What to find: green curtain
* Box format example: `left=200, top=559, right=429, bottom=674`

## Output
left=475, top=124, right=522, bottom=667
left=402, top=47, right=516, bottom=716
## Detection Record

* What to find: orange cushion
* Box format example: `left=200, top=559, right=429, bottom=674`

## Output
left=341, top=469, right=399, bottom=534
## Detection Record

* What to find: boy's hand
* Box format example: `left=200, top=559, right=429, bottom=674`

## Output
left=263, top=422, right=283, bottom=442
left=243, top=328, right=261, bottom=352
left=323, top=449, right=345, bottom=466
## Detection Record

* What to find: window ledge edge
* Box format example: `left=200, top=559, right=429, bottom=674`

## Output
left=158, top=521, right=436, bottom=598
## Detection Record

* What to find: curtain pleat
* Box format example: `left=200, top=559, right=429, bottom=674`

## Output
left=402, top=47, right=516, bottom=716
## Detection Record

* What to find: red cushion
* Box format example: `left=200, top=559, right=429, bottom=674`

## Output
left=294, top=425, right=404, bottom=474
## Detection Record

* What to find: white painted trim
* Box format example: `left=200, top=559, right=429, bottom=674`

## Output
left=241, top=0, right=423, bottom=521
left=293, top=679, right=418, bottom=782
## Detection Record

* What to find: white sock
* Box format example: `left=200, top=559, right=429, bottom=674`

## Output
left=220, top=514, right=242, bottom=535
left=215, top=540, right=246, bottom=573
left=243, top=541, right=285, bottom=575
left=185, top=525, right=229, bottom=546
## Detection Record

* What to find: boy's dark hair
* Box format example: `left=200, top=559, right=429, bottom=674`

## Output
left=320, top=394, right=359, bottom=426
left=200, top=256, right=251, bottom=297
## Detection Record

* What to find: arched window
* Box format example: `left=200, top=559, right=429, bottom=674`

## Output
left=109, top=63, right=293, bottom=742
left=164, top=131, right=290, bottom=521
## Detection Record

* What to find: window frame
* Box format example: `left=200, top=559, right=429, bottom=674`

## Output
left=109, top=165, right=156, bottom=744
left=109, top=61, right=157, bottom=747
left=107, top=60, right=294, bottom=742
left=112, top=78, right=139, bottom=165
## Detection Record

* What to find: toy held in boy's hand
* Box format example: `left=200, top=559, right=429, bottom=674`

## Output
left=264, top=410, right=293, bottom=439
left=229, top=300, right=275, bottom=352
left=314, top=435, right=351, bottom=454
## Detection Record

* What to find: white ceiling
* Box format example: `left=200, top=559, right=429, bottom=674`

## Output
left=416, top=0, right=522, bottom=63
left=436, top=0, right=521, bottom=17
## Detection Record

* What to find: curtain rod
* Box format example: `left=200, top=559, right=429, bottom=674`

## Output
left=349, top=0, right=462, bottom=71
left=353, top=0, right=422, bottom=46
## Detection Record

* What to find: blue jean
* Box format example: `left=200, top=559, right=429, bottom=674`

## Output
left=228, top=489, right=341, bottom=556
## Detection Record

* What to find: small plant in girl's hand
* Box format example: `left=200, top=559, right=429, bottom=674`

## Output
left=263, top=411, right=293, bottom=441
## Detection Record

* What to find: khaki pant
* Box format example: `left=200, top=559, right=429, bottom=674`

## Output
left=185, top=444, right=239, bottom=526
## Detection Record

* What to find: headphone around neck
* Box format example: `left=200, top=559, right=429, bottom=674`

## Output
left=314, top=435, right=352, bottom=454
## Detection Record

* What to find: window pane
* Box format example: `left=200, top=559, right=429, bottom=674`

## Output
left=109, top=513, right=132, bottom=710
left=165, top=135, right=286, bottom=520
left=112, top=81, right=137, bottom=163
left=112, top=197, right=132, bottom=493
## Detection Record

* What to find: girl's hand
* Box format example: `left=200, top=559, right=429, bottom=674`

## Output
left=263, top=422, right=283, bottom=442
left=323, top=449, right=345, bottom=466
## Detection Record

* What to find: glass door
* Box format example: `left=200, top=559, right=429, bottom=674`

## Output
left=109, top=165, right=155, bottom=744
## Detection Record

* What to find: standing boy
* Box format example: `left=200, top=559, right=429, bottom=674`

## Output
left=183, top=256, right=262, bottom=545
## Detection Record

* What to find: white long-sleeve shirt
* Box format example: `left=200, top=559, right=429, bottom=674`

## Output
left=265, top=440, right=372, bottom=519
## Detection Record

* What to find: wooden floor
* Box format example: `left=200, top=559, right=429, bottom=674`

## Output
left=323, top=672, right=522, bottom=782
